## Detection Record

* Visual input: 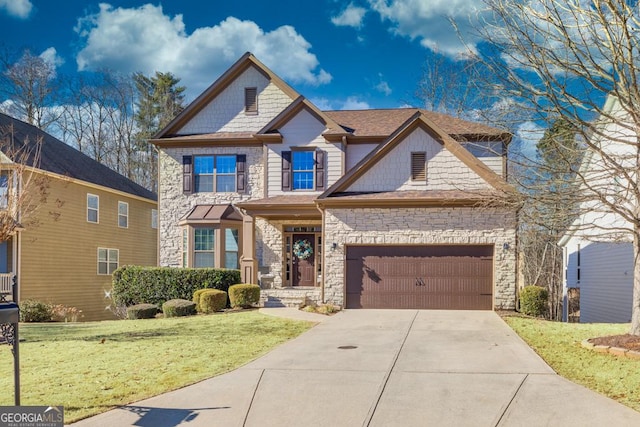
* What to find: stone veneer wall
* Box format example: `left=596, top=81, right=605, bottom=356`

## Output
left=255, top=218, right=322, bottom=288
left=158, top=146, right=263, bottom=266
left=322, top=207, right=517, bottom=309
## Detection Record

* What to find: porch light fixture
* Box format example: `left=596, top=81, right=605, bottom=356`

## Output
left=503, top=242, right=510, bottom=251
left=331, top=242, right=337, bottom=251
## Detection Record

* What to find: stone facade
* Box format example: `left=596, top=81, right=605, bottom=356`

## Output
left=322, top=207, right=517, bottom=309
left=256, top=218, right=322, bottom=289
left=158, top=146, right=263, bottom=266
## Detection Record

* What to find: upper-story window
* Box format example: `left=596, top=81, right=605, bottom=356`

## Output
left=292, top=151, right=315, bottom=190
left=87, top=194, right=99, bottom=223
left=282, top=149, right=325, bottom=192
left=183, top=154, right=246, bottom=195
left=118, top=201, right=128, bottom=228
left=194, top=155, right=237, bottom=192
left=245, top=87, right=258, bottom=114
left=0, top=175, right=8, bottom=209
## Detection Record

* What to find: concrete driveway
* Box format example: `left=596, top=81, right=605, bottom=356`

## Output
left=70, top=310, right=640, bottom=426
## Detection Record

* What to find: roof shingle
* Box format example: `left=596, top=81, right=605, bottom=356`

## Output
left=0, top=113, right=156, bottom=201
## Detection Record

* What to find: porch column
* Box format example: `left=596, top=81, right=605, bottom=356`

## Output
left=240, top=213, right=258, bottom=284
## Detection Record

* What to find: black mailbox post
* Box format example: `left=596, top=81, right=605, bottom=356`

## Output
left=0, top=302, right=19, bottom=405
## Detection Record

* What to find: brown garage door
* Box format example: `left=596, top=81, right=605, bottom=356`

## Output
left=346, top=245, right=493, bottom=310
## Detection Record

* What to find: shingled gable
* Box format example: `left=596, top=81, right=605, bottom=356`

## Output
left=0, top=113, right=156, bottom=201
left=317, top=111, right=514, bottom=200
left=152, top=52, right=300, bottom=140
left=254, top=96, right=349, bottom=143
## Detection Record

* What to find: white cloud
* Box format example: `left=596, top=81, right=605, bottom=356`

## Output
left=375, top=79, right=392, bottom=96
left=515, top=120, right=545, bottom=160
left=341, top=96, right=371, bottom=110
left=39, top=48, right=64, bottom=69
left=74, top=4, right=332, bottom=97
left=0, top=0, right=33, bottom=19
left=310, top=96, right=371, bottom=111
left=331, top=3, right=367, bottom=28
left=310, top=98, right=334, bottom=111
left=368, top=0, right=483, bottom=57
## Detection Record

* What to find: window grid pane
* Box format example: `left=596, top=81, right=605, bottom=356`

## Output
left=292, top=151, right=314, bottom=190
left=87, top=195, right=99, bottom=223
left=194, top=228, right=215, bottom=268
left=118, top=202, right=128, bottom=228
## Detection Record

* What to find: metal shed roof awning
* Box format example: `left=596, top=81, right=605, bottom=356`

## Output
left=178, top=204, right=243, bottom=225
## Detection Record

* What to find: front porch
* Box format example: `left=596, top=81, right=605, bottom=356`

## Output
left=237, top=196, right=326, bottom=308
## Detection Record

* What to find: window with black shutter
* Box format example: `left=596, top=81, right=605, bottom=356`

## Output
left=236, top=154, right=247, bottom=193
left=183, top=155, right=193, bottom=194
left=282, top=151, right=292, bottom=191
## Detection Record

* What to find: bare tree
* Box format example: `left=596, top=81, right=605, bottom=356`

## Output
left=0, top=49, right=61, bottom=131
left=0, top=121, right=51, bottom=241
left=475, top=0, right=640, bottom=333
left=56, top=70, right=146, bottom=188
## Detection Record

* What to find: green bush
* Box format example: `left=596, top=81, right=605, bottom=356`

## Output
left=162, top=299, right=197, bottom=318
left=127, top=303, right=158, bottom=320
left=192, top=288, right=211, bottom=312
left=519, top=286, right=549, bottom=317
left=19, top=300, right=53, bottom=322
left=228, top=284, right=260, bottom=308
left=112, top=266, right=240, bottom=308
left=199, top=290, right=227, bottom=314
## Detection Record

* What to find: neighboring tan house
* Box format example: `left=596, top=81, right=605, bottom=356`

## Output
left=152, top=52, right=517, bottom=310
left=559, top=94, right=636, bottom=323
left=0, top=113, right=158, bottom=321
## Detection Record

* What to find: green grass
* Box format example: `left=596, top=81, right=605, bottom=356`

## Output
left=503, top=316, right=640, bottom=412
left=0, top=311, right=313, bottom=422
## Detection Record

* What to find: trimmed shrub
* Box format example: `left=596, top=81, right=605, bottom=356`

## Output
left=127, top=303, right=158, bottom=320
left=192, top=288, right=211, bottom=312
left=19, top=300, right=53, bottom=322
left=112, top=266, right=240, bottom=308
left=199, top=289, right=227, bottom=314
left=519, top=286, right=549, bottom=317
left=162, top=299, right=197, bottom=318
left=228, top=284, right=260, bottom=308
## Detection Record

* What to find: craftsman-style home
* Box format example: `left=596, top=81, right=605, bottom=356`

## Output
left=152, top=52, right=517, bottom=310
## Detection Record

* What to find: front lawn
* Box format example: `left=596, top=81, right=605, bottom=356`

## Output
left=503, top=315, right=640, bottom=412
left=0, top=311, right=313, bottom=422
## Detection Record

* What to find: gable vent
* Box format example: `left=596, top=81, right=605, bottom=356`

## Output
left=245, top=87, right=258, bottom=114
left=411, top=152, right=427, bottom=181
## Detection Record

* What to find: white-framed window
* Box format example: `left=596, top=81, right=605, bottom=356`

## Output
left=292, top=150, right=315, bottom=190
left=87, top=194, right=99, bottom=223
left=193, top=228, right=215, bottom=268
left=194, top=155, right=236, bottom=192
left=225, top=228, right=239, bottom=269
left=97, top=248, right=119, bottom=275
left=118, top=201, right=128, bottom=228
left=151, top=209, right=158, bottom=229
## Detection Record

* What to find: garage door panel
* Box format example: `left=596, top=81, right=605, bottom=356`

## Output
left=346, top=245, right=493, bottom=310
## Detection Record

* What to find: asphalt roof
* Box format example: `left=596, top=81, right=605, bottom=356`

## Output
left=324, top=108, right=510, bottom=139
left=0, top=113, right=157, bottom=201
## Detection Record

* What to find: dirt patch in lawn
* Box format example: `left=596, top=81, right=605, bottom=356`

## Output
left=589, top=334, right=640, bottom=351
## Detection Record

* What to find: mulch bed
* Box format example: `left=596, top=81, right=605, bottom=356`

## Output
left=589, top=334, right=640, bottom=352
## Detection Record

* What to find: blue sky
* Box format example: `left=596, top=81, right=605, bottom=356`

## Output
left=0, top=0, right=487, bottom=111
